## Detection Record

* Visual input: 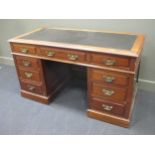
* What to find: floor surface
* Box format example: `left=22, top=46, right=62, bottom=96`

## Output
left=0, top=63, right=155, bottom=135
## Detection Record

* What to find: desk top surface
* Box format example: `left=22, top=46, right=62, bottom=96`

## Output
left=21, top=29, right=136, bottom=50
left=10, top=28, right=145, bottom=57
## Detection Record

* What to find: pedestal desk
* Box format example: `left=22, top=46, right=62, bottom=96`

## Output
left=9, top=28, right=145, bottom=127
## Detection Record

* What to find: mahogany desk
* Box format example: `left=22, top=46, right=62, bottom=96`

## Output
left=9, top=28, right=145, bottom=127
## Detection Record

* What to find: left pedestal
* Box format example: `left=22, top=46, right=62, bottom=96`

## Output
left=13, top=55, right=70, bottom=104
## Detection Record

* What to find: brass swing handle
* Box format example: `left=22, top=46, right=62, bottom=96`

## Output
left=102, top=89, right=115, bottom=96
left=103, top=76, right=115, bottom=83
left=104, top=59, right=116, bottom=66
left=68, top=54, right=79, bottom=61
left=21, top=48, right=29, bottom=54
left=23, top=60, right=31, bottom=67
left=47, top=51, right=55, bottom=57
left=25, top=72, right=33, bottom=78
left=102, top=104, right=113, bottom=111
left=28, top=85, right=35, bottom=91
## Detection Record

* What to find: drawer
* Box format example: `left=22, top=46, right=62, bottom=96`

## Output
left=90, top=69, right=129, bottom=86
left=18, top=69, right=42, bottom=83
left=37, top=47, right=87, bottom=62
left=90, top=97, right=125, bottom=116
left=12, top=43, right=36, bottom=55
left=91, top=83, right=127, bottom=103
left=15, top=55, right=40, bottom=70
left=21, top=82, right=43, bottom=95
left=90, top=53, right=130, bottom=69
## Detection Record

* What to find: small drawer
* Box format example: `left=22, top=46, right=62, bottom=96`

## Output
left=37, top=47, right=87, bottom=62
left=15, top=55, right=40, bottom=70
left=18, top=69, right=42, bottom=82
left=21, top=82, right=43, bottom=95
left=12, top=43, right=36, bottom=55
left=91, top=83, right=127, bottom=103
left=90, top=97, right=125, bottom=116
left=90, top=53, right=130, bottom=69
left=90, top=69, right=129, bottom=86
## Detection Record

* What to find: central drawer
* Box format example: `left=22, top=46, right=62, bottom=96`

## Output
left=37, top=47, right=87, bottom=63
left=91, top=82, right=127, bottom=103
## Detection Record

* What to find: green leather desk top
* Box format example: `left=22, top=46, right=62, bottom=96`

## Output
left=21, top=29, right=137, bottom=51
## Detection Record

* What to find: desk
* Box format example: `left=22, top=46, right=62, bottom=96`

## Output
left=9, top=28, right=145, bottom=127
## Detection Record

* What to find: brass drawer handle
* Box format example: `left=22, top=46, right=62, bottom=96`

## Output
left=21, top=48, right=28, bottom=54
left=102, top=89, right=114, bottom=96
left=22, top=60, right=31, bottom=67
left=25, top=72, right=33, bottom=78
left=47, top=51, right=55, bottom=57
left=104, top=76, right=115, bottom=83
left=27, top=85, right=35, bottom=91
left=104, top=59, right=116, bottom=66
left=102, top=104, right=113, bottom=111
left=68, top=54, right=79, bottom=61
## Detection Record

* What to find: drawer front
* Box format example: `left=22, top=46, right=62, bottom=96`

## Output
left=12, top=43, right=36, bottom=55
left=90, top=69, right=129, bottom=86
left=15, top=56, right=40, bottom=70
left=91, top=83, right=127, bottom=103
left=21, top=82, right=43, bottom=95
left=37, top=47, right=87, bottom=62
left=90, top=97, right=125, bottom=116
left=90, top=53, right=130, bottom=69
left=19, top=69, right=42, bottom=82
